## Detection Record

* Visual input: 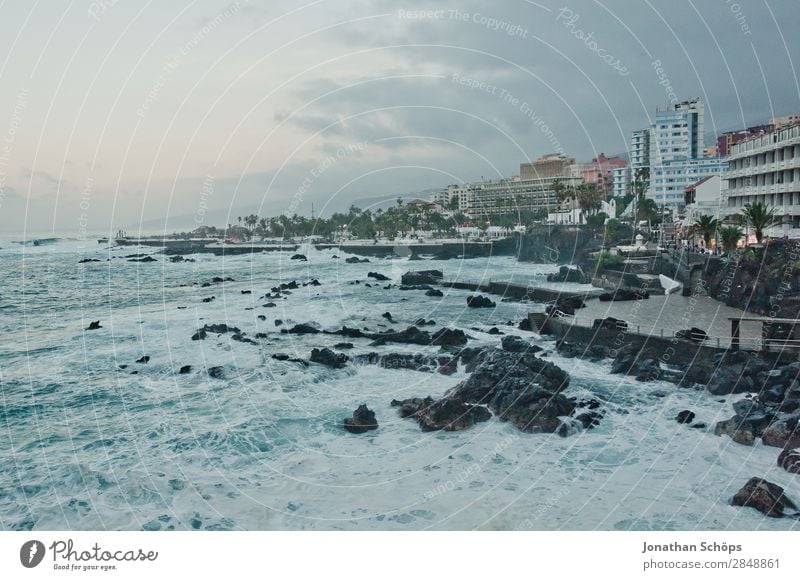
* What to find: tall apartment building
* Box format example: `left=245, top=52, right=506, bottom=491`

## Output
left=612, top=166, right=630, bottom=198
left=520, top=153, right=576, bottom=180
left=647, top=97, right=722, bottom=210
left=725, top=122, right=800, bottom=235
left=650, top=97, right=704, bottom=164
left=630, top=129, right=650, bottom=173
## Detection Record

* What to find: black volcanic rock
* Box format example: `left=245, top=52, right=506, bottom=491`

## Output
left=310, top=348, right=348, bottom=368
left=179, top=365, right=192, bottom=374
left=466, top=295, right=495, bottom=308
left=676, top=410, right=696, bottom=424
left=86, top=320, right=102, bottom=330
left=368, top=272, right=390, bottom=281
left=283, top=323, right=320, bottom=335
left=730, top=477, right=797, bottom=518
left=136, top=356, right=150, bottom=364
left=345, top=256, right=370, bottom=263
left=425, top=288, right=444, bottom=297
left=431, top=327, right=468, bottom=347
left=207, top=366, right=225, bottom=379
left=290, top=254, right=307, bottom=261
left=343, top=404, right=378, bottom=434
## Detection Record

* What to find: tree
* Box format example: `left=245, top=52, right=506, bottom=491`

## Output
left=447, top=196, right=460, bottom=212
left=636, top=198, right=660, bottom=229
left=693, top=214, right=719, bottom=248
left=718, top=225, right=744, bottom=252
left=630, top=167, right=649, bottom=225
left=576, top=183, right=603, bottom=215
left=741, top=201, right=782, bottom=243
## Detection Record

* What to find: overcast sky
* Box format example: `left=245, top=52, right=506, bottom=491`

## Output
left=1, top=0, right=798, bottom=235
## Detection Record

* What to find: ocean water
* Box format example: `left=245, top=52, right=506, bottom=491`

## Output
left=1, top=238, right=798, bottom=531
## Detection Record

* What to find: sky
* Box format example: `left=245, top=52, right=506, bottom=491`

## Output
left=0, top=0, right=798, bottom=235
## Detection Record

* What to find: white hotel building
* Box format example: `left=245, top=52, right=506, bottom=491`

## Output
left=725, top=122, right=800, bottom=236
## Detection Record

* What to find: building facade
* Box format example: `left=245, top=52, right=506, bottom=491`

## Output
left=519, top=153, right=576, bottom=180
left=683, top=175, right=730, bottom=224
left=612, top=165, right=630, bottom=198
left=650, top=157, right=728, bottom=209
left=650, top=97, right=704, bottom=164
left=716, top=124, right=773, bottom=157
left=630, top=128, right=650, bottom=174
left=725, top=122, right=800, bottom=235
left=580, top=153, right=627, bottom=194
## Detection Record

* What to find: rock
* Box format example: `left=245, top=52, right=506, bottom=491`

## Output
left=466, top=295, right=495, bottom=308
left=730, top=477, right=797, bottom=518
left=518, top=318, right=532, bottom=331
left=369, top=326, right=431, bottom=346
left=413, top=398, right=492, bottom=432
left=391, top=397, right=434, bottom=418
left=128, top=256, right=157, bottom=262
left=368, top=272, right=390, bottom=281
left=179, top=365, right=192, bottom=374
left=263, top=302, right=277, bottom=308
left=501, top=335, right=538, bottom=353
left=401, top=270, right=443, bottom=285
left=207, top=366, right=224, bottom=379
left=241, top=290, right=252, bottom=294
left=546, top=265, right=587, bottom=284
left=283, top=323, right=320, bottom=334
left=202, top=296, right=215, bottom=303
left=676, top=410, right=695, bottom=424
left=272, top=353, right=290, bottom=361
left=231, top=333, right=256, bottom=345
left=191, top=330, right=207, bottom=341
left=778, top=448, right=800, bottom=474
left=761, top=414, right=800, bottom=448
left=86, top=320, right=102, bottom=330
left=334, top=342, right=354, bottom=349
left=78, top=258, right=100, bottom=263
left=382, top=312, right=393, bottom=322
left=290, top=254, right=307, bottom=261
left=431, top=328, right=468, bottom=347
left=169, top=255, right=185, bottom=263
left=200, top=323, right=241, bottom=334
left=136, top=356, right=150, bottom=364
left=610, top=346, right=661, bottom=381
left=414, top=318, right=437, bottom=327
left=425, top=288, right=444, bottom=297
left=310, top=348, right=348, bottom=368
left=574, top=411, right=603, bottom=429
left=343, top=404, right=378, bottom=434
left=345, top=256, right=370, bottom=263
left=443, top=350, right=571, bottom=433
left=487, top=327, right=501, bottom=335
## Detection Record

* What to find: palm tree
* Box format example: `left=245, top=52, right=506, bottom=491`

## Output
left=741, top=201, right=782, bottom=243
left=718, top=225, right=744, bottom=252
left=693, top=214, right=719, bottom=249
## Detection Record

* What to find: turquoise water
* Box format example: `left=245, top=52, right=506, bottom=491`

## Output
left=0, top=238, right=797, bottom=531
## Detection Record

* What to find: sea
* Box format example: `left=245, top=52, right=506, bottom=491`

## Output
left=0, top=236, right=798, bottom=531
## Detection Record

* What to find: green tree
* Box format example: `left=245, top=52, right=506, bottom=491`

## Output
left=718, top=225, right=744, bottom=252
left=741, top=201, right=782, bottom=243
left=693, top=214, right=719, bottom=249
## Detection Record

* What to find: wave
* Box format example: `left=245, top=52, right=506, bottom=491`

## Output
left=10, top=237, right=61, bottom=247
